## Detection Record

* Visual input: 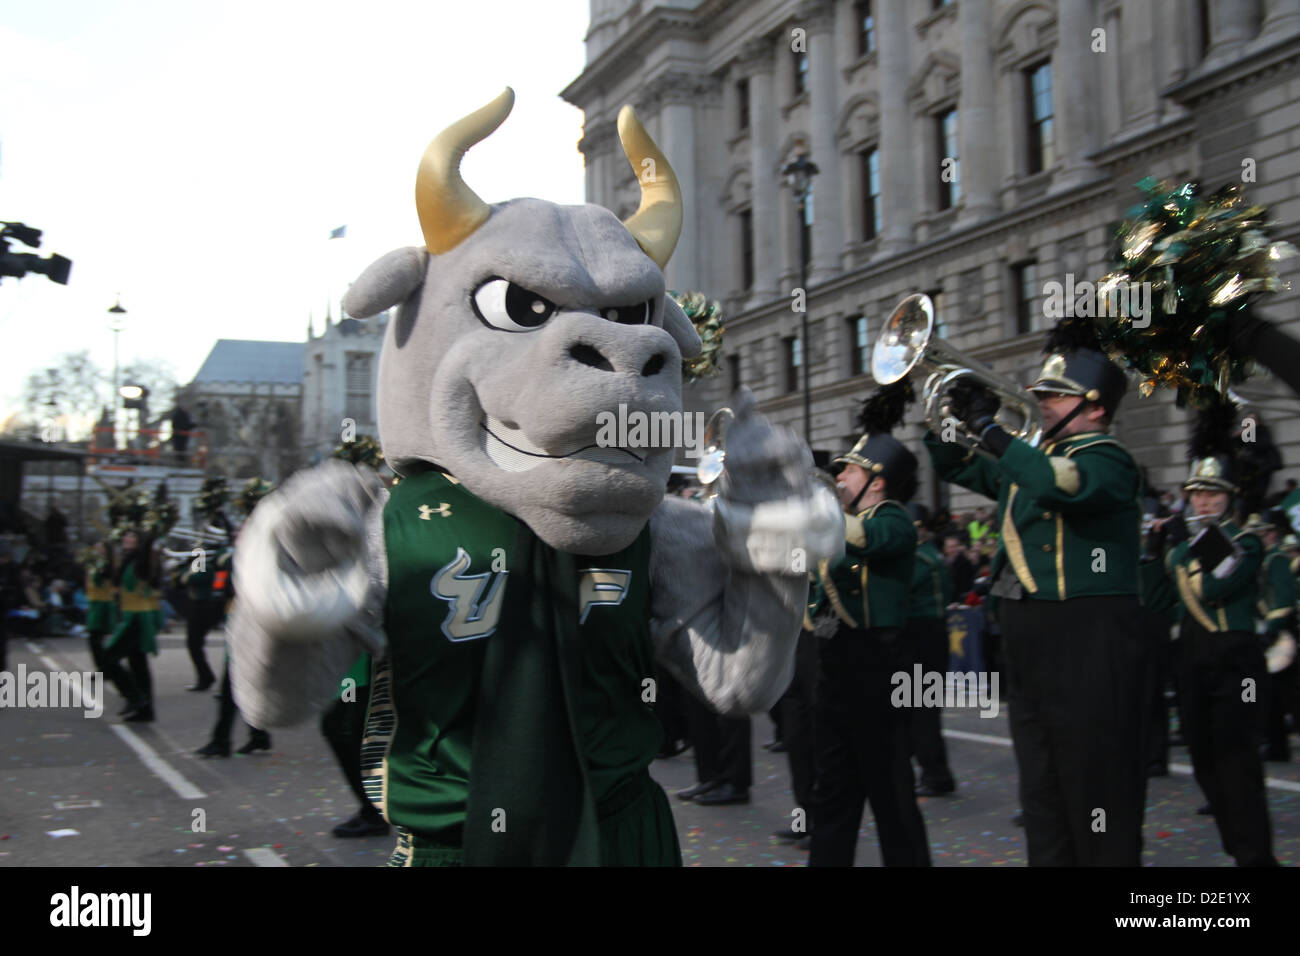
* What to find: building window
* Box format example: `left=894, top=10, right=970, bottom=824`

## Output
left=345, top=352, right=372, bottom=422
left=928, top=288, right=947, bottom=340
left=786, top=336, right=802, bottom=393
left=856, top=1, right=875, bottom=56
left=936, top=109, right=960, bottom=210
left=793, top=50, right=808, bottom=97
left=848, top=316, right=869, bottom=376
left=728, top=353, right=742, bottom=393
left=739, top=209, right=755, bottom=291
left=736, top=78, right=750, bottom=132
left=1025, top=62, right=1055, bottom=174
left=1198, top=0, right=1212, bottom=57
left=860, top=147, right=881, bottom=240
left=1012, top=261, right=1038, bottom=335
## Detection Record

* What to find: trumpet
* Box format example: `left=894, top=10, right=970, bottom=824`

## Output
left=873, top=293, right=1044, bottom=454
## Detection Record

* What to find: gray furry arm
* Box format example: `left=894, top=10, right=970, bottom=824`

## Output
left=649, top=495, right=814, bottom=717
left=227, top=462, right=388, bottom=728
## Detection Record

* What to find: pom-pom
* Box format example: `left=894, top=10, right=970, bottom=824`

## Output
left=856, top=379, right=915, bottom=434
left=333, top=434, right=386, bottom=471
left=1092, top=179, right=1295, bottom=408
left=671, top=290, right=725, bottom=385
left=235, top=477, right=275, bottom=517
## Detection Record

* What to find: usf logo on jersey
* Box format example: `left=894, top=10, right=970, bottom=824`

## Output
left=430, top=550, right=632, bottom=642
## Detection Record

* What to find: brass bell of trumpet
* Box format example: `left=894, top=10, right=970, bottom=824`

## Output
left=872, top=293, right=1044, bottom=454
left=695, top=406, right=734, bottom=488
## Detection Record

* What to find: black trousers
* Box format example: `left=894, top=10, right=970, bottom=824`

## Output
left=321, top=682, right=374, bottom=812
left=86, top=628, right=130, bottom=699
left=103, top=620, right=153, bottom=711
left=1000, top=595, right=1149, bottom=866
left=780, top=632, right=819, bottom=820
left=901, top=617, right=955, bottom=791
left=1177, top=621, right=1276, bottom=866
left=185, top=603, right=223, bottom=686
left=809, top=627, right=930, bottom=867
left=651, top=663, right=690, bottom=751
left=1266, top=659, right=1299, bottom=759
left=1142, top=607, right=1175, bottom=772
left=210, top=660, right=266, bottom=746
left=683, top=687, right=751, bottom=789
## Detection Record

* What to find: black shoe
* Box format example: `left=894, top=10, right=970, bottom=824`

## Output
left=915, top=782, right=956, bottom=797
left=694, top=783, right=750, bottom=805
left=675, top=780, right=722, bottom=801
left=772, top=826, right=807, bottom=841
left=1197, top=803, right=1215, bottom=816
left=196, top=740, right=230, bottom=758
left=1146, top=764, right=1169, bottom=777
left=795, top=836, right=812, bottom=851
left=236, top=732, right=271, bottom=754
left=1011, top=811, right=1024, bottom=827
left=123, top=706, right=154, bottom=723
left=332, top=811, right=390, bottom=838
left=186, top=680, right=215, bottom=692
left=761, top=738, right=784, bottom=751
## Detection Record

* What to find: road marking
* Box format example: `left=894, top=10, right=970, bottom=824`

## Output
left=109, top=725, right=207, bottom=800
left=944, top=730, right=1300, bottom=792
left=24, top=642, right=102, bottom=717
left=244, top=847, right=288, bottom=867
left=943, top=729, right=1012, bottom=748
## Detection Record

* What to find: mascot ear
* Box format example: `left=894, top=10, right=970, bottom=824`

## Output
left=661, top=294, right=703, bottom=359
left=342, top=247, right=429, bottom=319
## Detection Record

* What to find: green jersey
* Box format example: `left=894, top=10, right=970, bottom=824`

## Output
left=365, top=469, right=660, bottom=849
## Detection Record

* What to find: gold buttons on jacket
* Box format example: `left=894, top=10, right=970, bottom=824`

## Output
left=1041, top=544, right=1052, bottom=552
left=1042, top=512, right=1052, bottom=520
left=850, top=564, right=861, bottom=572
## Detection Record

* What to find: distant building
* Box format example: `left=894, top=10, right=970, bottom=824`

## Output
left=178, top=339, right=304, bottom=482
left=301, top=311, right=389, bottom=465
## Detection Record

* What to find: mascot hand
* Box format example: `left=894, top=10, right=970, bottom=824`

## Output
left=236, top=460, right=384, bottom=642
left=712, top=387, right=845, bottom=574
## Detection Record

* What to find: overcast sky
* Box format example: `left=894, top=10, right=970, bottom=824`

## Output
left=1, top=0, right=590, bottom=424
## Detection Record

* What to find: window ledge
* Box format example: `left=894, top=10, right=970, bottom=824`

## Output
left=841, top=50, right=878, bottom=81
left=782, top=91, right=810, bottom=119
left=916, top=2, right=958, bottom=39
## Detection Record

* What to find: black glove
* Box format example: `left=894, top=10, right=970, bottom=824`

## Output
left=948, top=381, right=1001, bottom=434
left=1143, top=518, right=1168, bottom=560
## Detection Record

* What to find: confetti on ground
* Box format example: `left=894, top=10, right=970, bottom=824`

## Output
left=46, top=828, right=79, bottom=838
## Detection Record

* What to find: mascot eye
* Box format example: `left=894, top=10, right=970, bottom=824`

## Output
left=472, top=278, right=558, bottom=331
left=600, top=300, right=653, bottom=325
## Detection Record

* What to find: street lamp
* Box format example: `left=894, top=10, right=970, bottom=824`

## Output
left=108, top=298, right=126, bottom=448
left=782, top=141, right=819, bottom=444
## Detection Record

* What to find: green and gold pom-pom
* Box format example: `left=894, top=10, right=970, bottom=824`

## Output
left=236, top=478, right=275, bottom=517
left=333, top=434, right=386, bottom=471
left=1092, top=178, right=1295, bottom=408
left=671, top=290, right=726, bottom=385
left=195, top=476, right=229, bottom=521
left=78, top=545, right=108, bottom=577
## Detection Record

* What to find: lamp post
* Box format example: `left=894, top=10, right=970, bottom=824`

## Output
left=782, top=142, right=819, bottom=444
left=108, top=298, right=126, bottom=449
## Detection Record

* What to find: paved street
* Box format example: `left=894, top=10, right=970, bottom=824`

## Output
left=2, top=627, right=1297, bottom=867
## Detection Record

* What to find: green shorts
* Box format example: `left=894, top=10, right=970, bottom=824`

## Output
left=389, top=769, right=681, bottom=867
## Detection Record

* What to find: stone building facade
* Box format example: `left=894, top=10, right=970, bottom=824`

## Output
left=301, top=312, right=389, bottom=465
left=563, top=0, right=1300, bottom=510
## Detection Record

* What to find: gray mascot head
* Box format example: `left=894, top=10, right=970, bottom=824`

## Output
left=342, top=89, right=702, bottom=555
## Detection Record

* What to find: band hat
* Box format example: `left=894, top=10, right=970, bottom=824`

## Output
left=1182, top=455, right=1237, bottom=494
left=1027, top=349, right=1128, bottom=416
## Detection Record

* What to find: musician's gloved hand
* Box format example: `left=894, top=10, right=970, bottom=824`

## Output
left=1143, top=516, right=1170, bottom=561
left=948, top=381, right=1001, bottom=433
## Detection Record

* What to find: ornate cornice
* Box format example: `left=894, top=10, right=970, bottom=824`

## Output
left=635, top=71, right=722, bottom=113
left=561, top=7, right=701, bottom=108
left=1163, top=34, right=1300, bottom=107
left=793, top=0, right=837, bottom=34
left=734, top=36, right=777, bottom=77
left=577, top=119, right=619, bottom=158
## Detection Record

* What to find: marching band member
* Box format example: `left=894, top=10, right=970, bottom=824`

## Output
left=926, top=326, right=1149, bottom=866
left=1141, top=406, right=1277, bottom=866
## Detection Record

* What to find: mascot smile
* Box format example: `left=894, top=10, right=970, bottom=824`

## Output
left=229, top=87, right=843, bottom=866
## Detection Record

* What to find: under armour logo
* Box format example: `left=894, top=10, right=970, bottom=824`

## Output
left=419, top=503, right=452, bottom=520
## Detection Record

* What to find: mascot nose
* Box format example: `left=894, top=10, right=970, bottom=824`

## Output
left=568, top=341, right=669, bottom=377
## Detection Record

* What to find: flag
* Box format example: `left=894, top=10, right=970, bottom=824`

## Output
left=329, top=225, right=347, bottom=239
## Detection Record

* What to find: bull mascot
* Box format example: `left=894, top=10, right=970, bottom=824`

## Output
left=228, top=88, right=843, bottom=866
